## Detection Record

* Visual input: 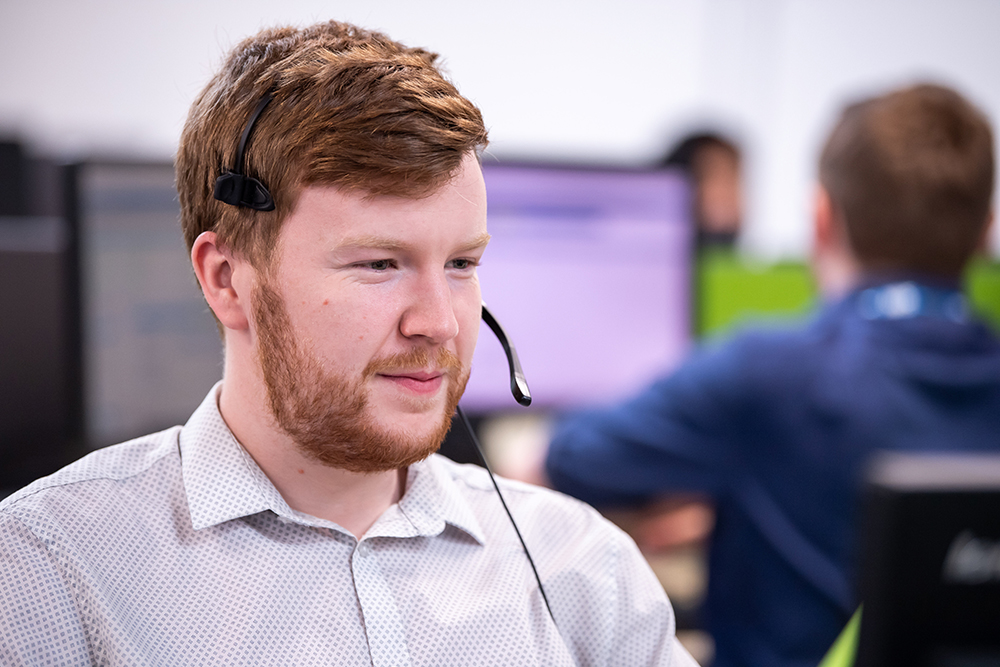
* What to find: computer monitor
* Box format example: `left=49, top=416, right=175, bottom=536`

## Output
left=856, top=451, right=1000, bottom=667
left=75, top=161, right=222, bottom=448
left=966, top=258, right=1000, bottom=334
left=461, top=162, right=693, bottom=412
left=0, top=215, right=77, bottom=489
left=694, top=248, right=816, bottom=339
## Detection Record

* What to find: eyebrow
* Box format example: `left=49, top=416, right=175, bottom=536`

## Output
left=337, top=231, right=492, bottom=253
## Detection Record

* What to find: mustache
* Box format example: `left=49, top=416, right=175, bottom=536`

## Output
left=363, top=348, right=463, bottom=378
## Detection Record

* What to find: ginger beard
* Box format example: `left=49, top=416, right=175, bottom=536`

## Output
left=251, top=278, right=469, bottom=473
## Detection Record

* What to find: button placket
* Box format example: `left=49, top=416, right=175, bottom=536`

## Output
left=351, top=540, right=413, bottom=667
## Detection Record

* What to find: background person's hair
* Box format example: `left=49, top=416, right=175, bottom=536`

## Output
left=660, top=132, right=740, bottom=171
left=819, top=83, right=994, bottom=277
left=176, top=20, right=489, bottom=272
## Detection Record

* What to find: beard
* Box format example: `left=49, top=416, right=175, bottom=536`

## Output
left=251, top=279, right=469, bottom=473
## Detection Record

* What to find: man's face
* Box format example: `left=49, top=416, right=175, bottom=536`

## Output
left=251, top=153, right=489, bottom=472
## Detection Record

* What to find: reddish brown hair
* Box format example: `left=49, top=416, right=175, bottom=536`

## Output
left=819, top=83, right=994, bottom=277
left=176, top=21, right=488, bottom=269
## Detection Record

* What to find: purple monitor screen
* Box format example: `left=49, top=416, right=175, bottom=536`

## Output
left=461, top=163, right=693, bottom=412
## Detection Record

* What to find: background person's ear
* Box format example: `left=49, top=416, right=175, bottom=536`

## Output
left=813, top=185, right=838, bottom=252
left=811, top=185, right=860, bottom=299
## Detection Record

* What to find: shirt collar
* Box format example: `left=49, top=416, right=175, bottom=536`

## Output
left=854, top=270, right=963, bottom=293
left=179, top=382, right=484, bottom=544
left=374, top=455, right=486, bottom=545
left=179, top=382, right=282, bottom=531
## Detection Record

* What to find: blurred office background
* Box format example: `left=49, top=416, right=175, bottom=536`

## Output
left=3, top=1, right=1000, bottom=661
left=3, top=0, right=1000, bottom=256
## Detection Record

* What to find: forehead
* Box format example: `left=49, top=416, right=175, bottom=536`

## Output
left=277, top=154, right=488, bottom=251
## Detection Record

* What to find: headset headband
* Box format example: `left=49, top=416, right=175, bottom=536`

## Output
left=213, top=94, right=276, bottom=211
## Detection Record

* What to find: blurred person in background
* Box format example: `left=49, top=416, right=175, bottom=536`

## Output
left=662, top=132, right=743, bottom=248
left=546, top=83, right=1000, bottom=667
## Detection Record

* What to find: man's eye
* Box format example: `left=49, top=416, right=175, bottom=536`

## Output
left=365, top=259, right=393, bottom=271
left=450, top=258, right=477, bottom=270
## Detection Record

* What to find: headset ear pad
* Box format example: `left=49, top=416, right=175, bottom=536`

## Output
left=214, top=171, right=275, bottom=211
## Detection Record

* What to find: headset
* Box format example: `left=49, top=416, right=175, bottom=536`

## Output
left=214, top=95, right=555, bottom=623
left=459, top=305, right=553, bottom=621
left=213, top=94, right=276, bottom=211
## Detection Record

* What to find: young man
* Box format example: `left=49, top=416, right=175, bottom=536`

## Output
left=0, top=21, right=697, bottom=666
left=546, top=83, right=1000, bottom=667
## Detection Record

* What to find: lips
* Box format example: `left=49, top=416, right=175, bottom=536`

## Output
left=385, top=370, right=442, bottom=382
left=378, top=371, right=446, bottom=395
left=364, top=348, right=463, bottom=396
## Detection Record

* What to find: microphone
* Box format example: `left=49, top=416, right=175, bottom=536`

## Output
left=481, top=303, right=531, bottom=407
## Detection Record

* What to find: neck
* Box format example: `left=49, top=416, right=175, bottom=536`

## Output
left=812, top=243, right=862, bottom=300
left=251, top=444, right=407, bottom=539
left=218, top=352, right=406, bottom=539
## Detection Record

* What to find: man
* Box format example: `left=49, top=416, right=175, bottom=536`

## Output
left=546, top=84, right=1000, bottom=667
left=0, top=21, right=697, bottom=666
left=660, top=132, right=743, bottom=247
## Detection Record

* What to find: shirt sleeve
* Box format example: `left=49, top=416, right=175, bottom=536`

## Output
left=545, top=339, right=749, bottom=507
left=605, top=530, right=702, bottom=667
left=0, top=511, right=93, bottom=666
left=528, top=488, right=701, bottom=666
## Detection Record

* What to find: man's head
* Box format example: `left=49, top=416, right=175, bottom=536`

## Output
left=818, top=83, right=994, bottom=279
left=179, top=21, right=490, bottom=472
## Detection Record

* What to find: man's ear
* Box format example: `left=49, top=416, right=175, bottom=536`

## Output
left=814, top=185, right=836, bottom=252
left=812, top=184, right=860, bottom=298
left=191, top=231, right=251, bottom=331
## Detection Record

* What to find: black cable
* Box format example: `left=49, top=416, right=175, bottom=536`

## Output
left=456, top=405, right=555, bottom=625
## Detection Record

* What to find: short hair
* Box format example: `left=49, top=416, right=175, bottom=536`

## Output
left=176, top=21, right=488, bottom=269
left=819, top=83, right=994, bottom=277
left=660, top=132, right=740, bottom=171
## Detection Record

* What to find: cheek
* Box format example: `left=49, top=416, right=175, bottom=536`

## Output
left=284, top=291, right=383, bottom=366
left=455, top=287, right=482, bottom=363
left=325, top=299, right=389, bottom=349
left=459, top=318, right=480, bottom=362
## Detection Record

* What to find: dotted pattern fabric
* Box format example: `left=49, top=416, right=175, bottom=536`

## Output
left=0, top=385, right=699, bottom=666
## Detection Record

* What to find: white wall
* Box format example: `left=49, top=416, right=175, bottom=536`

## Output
left=725, top=0, right=1000, bottom=258
left=1, top=0, right=998, bottom=256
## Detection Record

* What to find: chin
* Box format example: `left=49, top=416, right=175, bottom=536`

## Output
left=370, top=383, right=453, bottom=422
left=373, top=410, right=451, bottom=446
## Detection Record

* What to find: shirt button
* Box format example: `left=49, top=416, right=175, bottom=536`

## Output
left=357, top=542, right=369, bottom=556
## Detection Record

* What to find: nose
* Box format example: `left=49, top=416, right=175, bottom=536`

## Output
left=399, top=272, right=460, bottom=344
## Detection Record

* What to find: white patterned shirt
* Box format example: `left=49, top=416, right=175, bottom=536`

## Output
left=0, top=385, right=697, bottom=666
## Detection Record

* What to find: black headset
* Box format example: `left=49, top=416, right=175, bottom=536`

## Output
left=213, top=94, right=276, bottom=211
left=214, top=94, right=553, bottom=623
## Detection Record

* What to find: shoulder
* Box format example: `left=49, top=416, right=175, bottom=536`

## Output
left=0, top=427, right=182, bottom=534
left=712, top=303, right=841, bottom=360
left=431, top=454, right=613, bottom=526
left=672, top=302, right=849, bottom=392
left=427, top=457, right=687, bottom=664
left=428, top=454, right=638, bottom=569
